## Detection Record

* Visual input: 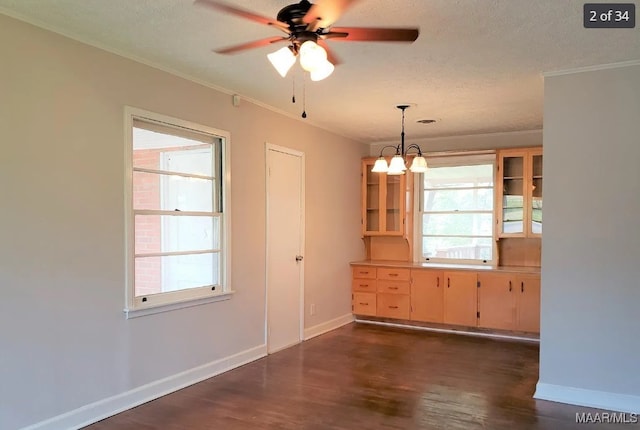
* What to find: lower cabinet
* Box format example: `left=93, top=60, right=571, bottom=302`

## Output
left=478, top=273, right=516, bottom=330
left=410, top=269, right=443, bottom=323
left=516, top=274, right=540, bottom=333
left=443, top=271, right=478, bottom=327
left=351, top=265, right=540, bottom=334
left=477, top=272, right=541, bottom=333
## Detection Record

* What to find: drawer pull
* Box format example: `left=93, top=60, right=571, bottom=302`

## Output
left=389, top=306, right=399, bottom=309
left=359, top=284, right=369, bottom=287
left=389, top=273, right=399, bottom=277
left=361, top=271, right=369, bottom=274
left=359, top=302, right=369, bottom=306
left=389, top=286, right=399, bottom=290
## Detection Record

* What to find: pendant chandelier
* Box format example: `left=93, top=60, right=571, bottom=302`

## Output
left=372, top=105, right=428, bottom=175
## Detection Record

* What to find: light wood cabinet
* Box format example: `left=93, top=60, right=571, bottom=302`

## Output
left=410, top=269, right=444, bottom=323
left=443, top=271, right=478, bottom=327
left=353, top=292, right=377, bottom=316
left=477, top=272, right=540, bottom=333
left=361, top=159, right=407, bottom=236
left=377, top=293, right=410, bottom=319
left=351, top=265, right=539, bottom=335
left=516, top=274, right=540, bottom=333
left=478, top=273, right=516, bottom=330
left=496, top=147, right=543, bottom=238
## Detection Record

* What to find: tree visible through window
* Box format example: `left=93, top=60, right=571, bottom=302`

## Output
left=419, top=161, right=494, bottom=263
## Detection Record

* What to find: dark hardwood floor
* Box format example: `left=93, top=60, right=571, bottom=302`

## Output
left=85, top=323, right=636, bottom=429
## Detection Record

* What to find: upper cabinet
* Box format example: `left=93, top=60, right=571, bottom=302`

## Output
left=362, top=158, right=409, bottom=236
left=496, top=147, right=543, bottom=238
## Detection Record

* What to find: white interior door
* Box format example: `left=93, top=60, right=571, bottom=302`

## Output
left=266, top=144, right=304, bottom=354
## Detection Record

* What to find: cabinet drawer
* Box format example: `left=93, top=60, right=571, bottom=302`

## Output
left=352, top=279, right=377, bottom=293
left=353, top=292, right=377, bottom=316
left=377, top=293, right=410, bottom=319
left=352, top=266, right=376, bottom=279
left=377, top=267, right=410, bottom=281
left=377, top=280, right=410, bottom=295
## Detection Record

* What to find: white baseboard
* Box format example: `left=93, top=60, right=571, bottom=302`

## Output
left=534, top=382, right=640, bottom=414
left=22, top=344, right=267, bottom=430
left=355, top=319, right=539, bottom=343
left=304, top=313, right=354, bottom=340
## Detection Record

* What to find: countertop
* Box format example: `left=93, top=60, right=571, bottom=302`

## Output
left=350, top=260, right=540, bottom=274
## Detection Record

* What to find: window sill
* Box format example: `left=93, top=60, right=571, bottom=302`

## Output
left=124, top=290, right=234, bottom=319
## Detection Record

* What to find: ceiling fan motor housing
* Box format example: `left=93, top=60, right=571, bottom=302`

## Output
left=277, top=0, right=313, bottom=31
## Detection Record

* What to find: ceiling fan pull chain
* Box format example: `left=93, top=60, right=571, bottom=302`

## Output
left=301, top=74, right=307, bottom=119
left=292, top=75, right=296, bottom=104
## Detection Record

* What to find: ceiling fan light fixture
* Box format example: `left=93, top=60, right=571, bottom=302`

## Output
left=267, top=46, right=296, bottom=77
left=309, top=59, right=335, bottom=81
left=299, top=40, right=327, bottom=72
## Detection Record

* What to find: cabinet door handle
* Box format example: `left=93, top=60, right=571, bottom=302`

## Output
left=509, top=281, right=512, bottom=292
left=521, top=281, right=524, bottom=293
left=447, top=278, right=450, bottom=288
left=436, top=277, right=440, bottom=288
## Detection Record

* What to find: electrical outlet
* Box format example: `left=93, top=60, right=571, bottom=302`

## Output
left=310, top=304, right=316, bottom=316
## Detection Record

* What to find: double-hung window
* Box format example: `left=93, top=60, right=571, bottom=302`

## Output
left=124, top=108, right=231, bottom=317
left=417, top=154, right=495, bottom=264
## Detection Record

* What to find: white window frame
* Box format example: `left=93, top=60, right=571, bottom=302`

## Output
left=413, top=152, right=497, bottom=265
left=123, top=107, right=232, bottom=318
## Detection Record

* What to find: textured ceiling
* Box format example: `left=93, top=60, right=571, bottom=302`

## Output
left=0, top=0, right=638, bottom=143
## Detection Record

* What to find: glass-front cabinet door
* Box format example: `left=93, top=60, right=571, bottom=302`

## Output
left=362, top=159, right=406, bottom=236
left=529, top=149, right=543, bottom=236
left=385, top=174, right=402, bottom=233
left=364, top=166, right=381, bottom=232
left=499, top=151, right=526, bottom=236
left=497, top=148, right=543, bottom=238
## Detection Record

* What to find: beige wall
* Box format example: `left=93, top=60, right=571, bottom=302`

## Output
left=0, top=14, right=365, bottom=429
left=536, top=64, right=640, bottom=413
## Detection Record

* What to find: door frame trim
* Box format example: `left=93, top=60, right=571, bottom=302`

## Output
left=265, top=142, right=305, bottom=353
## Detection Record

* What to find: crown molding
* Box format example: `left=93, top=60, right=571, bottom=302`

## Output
left=543, top=59, right=640, bottom=77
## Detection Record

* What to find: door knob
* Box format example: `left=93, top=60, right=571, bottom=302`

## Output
left=295, top=255, right=304, bottom=262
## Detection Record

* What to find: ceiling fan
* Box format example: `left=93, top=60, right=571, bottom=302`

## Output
left=194, top=0, right=420, bottom=81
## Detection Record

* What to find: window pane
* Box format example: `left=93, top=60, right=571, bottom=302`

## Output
left=135, top=215, right=220, bottom=255
left=134, top=253, right=220, bottom=297
left=424, top=164, right=493, bottom=189
left=423, top=213, right=493, bottom=236
left=133, top=171, right=213, bottom=212
left=422, top=237, right=493, bottom=261
left=133, top=128, right=214, bottom=177
left=424, top=188, right=493, bottom=212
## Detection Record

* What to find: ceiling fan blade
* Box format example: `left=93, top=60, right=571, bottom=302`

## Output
left=328, top=27, right=419, bottom=42
left=303, top=0, right=362, bottom=30
left=195, top=0, right=289, bottom=32
left=317, top=40, right=342, bottom=65
left=214, top=36, right=288, bottom=54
